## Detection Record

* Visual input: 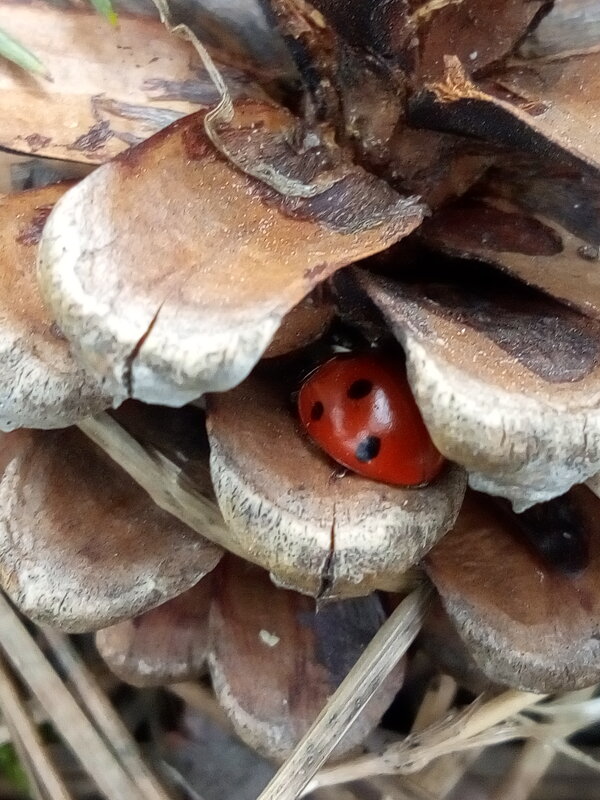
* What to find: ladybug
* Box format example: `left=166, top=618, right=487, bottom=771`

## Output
left=297, top=354, right=445, bottom=486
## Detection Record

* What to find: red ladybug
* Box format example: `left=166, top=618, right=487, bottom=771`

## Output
left=297, top=354, right=445, bottom=486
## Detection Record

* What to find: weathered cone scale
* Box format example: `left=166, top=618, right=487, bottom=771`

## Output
left=425, top=487, right=600, bottom=692
left=521, top=0, right=600, bottom=60
left=0, top=184, right=110, bottom=430
left=385, top=128, right=495, bottom=211
left=0, top=2, right=268, bottom=164
left=263, top=290, right=334, bottom=358
left=418, top=183, right=600, bottom=320
left=0, top=427, right=222, bottom=632
left=484, top=162, right=600, bottom=255
left=38, top=102, right=423, bottom=407
left=1, top=0, right=600, bottom=767
left=355, top=267, right=600, bottom=510
left=264, top=0, right=497, bottom=202
left=209, top=556, right=405, bottom=760
left=207, top=374, right=466, bottom=598
left=418, top=599, right=499, bottom=696
left=111, top=400, right=215, bottom=500
left=409, top=48, right=600, bottom=178
left=306, top=0, right=545, bottom=79
left=96, top=576, right=213, bottom=687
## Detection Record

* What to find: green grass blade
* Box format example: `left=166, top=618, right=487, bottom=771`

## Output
left=0, top=743, right=29, bottom=793
left=0, top=28, right=49, bottom=79
left=88, top=0, right=118, bottom=25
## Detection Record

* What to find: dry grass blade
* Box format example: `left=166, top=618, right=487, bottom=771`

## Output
left=0, top=707, right=46, bottom=749
left=401, top=751, right=482, bottom=800
left=362, top=776, right=421, bottom=800
left=161, top=761, right=207, bottom=800
left=494, top=686, right=600, bottom=799
left=456, top=691, right=547, bottom=741
left=0, top=654, right=72, bottom=800
left=43, top=629, right=173, bottom=800
left=492, top=739, right=556, bottom=800
left=411, top=675, right=457, bottom=733
left=309, top=689, right=547, bottom=792
left=0, top=592, right=153, bottom=800
left=168, top=683, right=231, bottom=731
left=257, top=584, right=432, bottom=800
left=399, top=674, right=474, bottom=800
left=313, top=787, right=367, bottom=800
left=7, top=734, right=45, bottom=800
left=530, top=693, right=600, bottom=725
left=78, top=414, right=231, bottom=547
left=551, top=739, right=600, bottom=775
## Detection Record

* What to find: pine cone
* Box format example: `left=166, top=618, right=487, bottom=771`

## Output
left=0, top=0, right=599, bottom=760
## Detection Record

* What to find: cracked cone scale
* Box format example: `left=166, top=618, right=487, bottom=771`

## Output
left=1, top=0, right=600, bottom=762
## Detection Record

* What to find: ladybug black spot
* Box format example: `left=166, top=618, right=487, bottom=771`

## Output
left=347, top=379, right=373, bottom=400
left=355, top=435, right=381, bottom=462
left=311, top=401, right=324, bottom=421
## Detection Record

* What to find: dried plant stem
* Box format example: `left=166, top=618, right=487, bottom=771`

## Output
left=0, top=705, right=46, bottom=748
left=0, top=654, right=72, bottom=800
left=411, top=675, right=457, bottom=733
left=168, top=682, right=231, bottom=731
left=364, top=776, right=422, bottom=800
left=8, top=734, right=45, bottom=800
left=78, top=414, right=231, bottom=547
left=492, top=740, right=555, bottom=800
left=551, top=740, right=600, bottom=775
left=401, top=751, right=482, bottom=800
left=457, top=691, right=547, bottom=741
left=257, top=584, right=432, bottom=800
left=42, top=629, right=172, bottom=800
left=493, top=686, right=600, bottom=800
left=402, top=675, right=473, bottom=800
left=309, top=689, right=547, bottom=792
left=0, top=593, right=152, bottom=800
left=160, top=761, right=207, bottom=800
left=313, top=787, right=365, bottom=800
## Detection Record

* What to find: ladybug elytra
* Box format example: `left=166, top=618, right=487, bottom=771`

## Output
left=297, top=354, right=445, bottom=486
